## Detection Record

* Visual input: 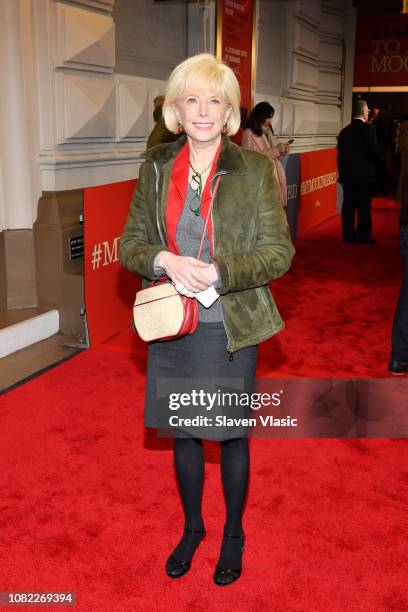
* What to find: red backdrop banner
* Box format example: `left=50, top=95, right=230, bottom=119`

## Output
left=217, top=0, right=254, bottom=142
left=84, top=180, right=140, bottom=345
left=298, top=149, right=338, bottom=236
left=353, top=13, right=408, bottom=87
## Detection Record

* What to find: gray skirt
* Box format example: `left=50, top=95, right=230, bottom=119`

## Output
left=144, top=322, right=258, bottom=440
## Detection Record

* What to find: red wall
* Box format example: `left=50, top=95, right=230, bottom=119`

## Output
left=84, top=180, right=140, bottom=345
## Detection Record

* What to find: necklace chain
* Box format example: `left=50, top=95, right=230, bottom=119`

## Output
left=189, top=159, right=212, bottom=176
left=188, top=159, right=213, bottom=217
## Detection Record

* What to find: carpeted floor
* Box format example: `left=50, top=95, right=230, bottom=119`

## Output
left=1, top=200, right=407, bottom=611
left=258, top=197, right=403, bottom=377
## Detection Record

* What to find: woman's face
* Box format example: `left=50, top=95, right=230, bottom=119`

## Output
left=263, top=114, right=274, bottom=128
left=175, top=88, right=231, bottom=145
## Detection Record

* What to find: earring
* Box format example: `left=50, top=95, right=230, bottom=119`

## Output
left=177, top=121, right=184, bottom=134
left=222, top=122, right=228, bottom=134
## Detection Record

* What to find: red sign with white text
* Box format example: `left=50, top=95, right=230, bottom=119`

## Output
left=354, top=13, right=408, bottom=87
left=298, top=149, right=337, bottom=236
left=217, top=0, right=254, bottom=138
left=84, top=180, right=140, bottom=345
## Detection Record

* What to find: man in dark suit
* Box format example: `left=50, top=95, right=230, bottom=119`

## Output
left=337, top=99, right=384, bottom=243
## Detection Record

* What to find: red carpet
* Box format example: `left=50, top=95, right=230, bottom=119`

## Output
left=1, top=201, right=407, bottom=611
left=259, top=197, right=403, bottom=377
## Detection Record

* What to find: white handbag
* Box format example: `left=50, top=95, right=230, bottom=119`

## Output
left=132, top=176, right=221, bottom=342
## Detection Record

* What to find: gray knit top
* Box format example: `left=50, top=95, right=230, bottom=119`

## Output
left=175, top=184, right=223, bottom=322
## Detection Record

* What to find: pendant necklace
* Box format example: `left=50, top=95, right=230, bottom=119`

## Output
left=188, top=159, right=212, bottom=216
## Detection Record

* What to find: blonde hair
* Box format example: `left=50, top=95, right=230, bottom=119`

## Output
left=162, top=53, right=241, bottom=136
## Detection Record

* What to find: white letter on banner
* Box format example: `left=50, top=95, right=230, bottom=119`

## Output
left=371, top=40, right=383, bottom=54
left=388, top=55, right=404, bottom=73
left=370, top=55, right=387, bottom=72
left=102, top=236, right=119, bottom=266
left=384, top=39, right=400, bottom=54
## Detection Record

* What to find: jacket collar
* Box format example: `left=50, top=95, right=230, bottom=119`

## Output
left=144, top=134, right=249, bottom=175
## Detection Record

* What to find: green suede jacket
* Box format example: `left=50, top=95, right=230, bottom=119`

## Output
left=119, top=134, right=295, bottom=353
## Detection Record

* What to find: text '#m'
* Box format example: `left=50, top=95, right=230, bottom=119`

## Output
left=91, top=236, right=120, bottom=270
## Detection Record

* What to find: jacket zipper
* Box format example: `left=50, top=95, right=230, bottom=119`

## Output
left=153, top=161, right=166, bottom=245
left=210, top=172, right=234, bottom=361
left=258, top=286, right=269, bottom=311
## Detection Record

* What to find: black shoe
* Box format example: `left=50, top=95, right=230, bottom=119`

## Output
left=357, top=238, right=376, bottom=243
left=213, top=533, right=245, bottom=586
left=388, top=358, right=408, bottom=375
left=165, top=526, right=205, bottom=578
left=343, top=239, right=356, bottom=244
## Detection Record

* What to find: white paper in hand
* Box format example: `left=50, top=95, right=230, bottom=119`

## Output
left=195, top=285, right=219, bottom=308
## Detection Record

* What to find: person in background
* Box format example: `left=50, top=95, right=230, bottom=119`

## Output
left=146, top=94, right=179, bottom=149
left=368, top=106, right=388, bottom=149
left=390, top=117, right=401, bottom=197
left=389, top=118, right=408, bottom=375
left=368, top=106, right=390, bottom=194
left=368, top=106, right=380, bottom=124
left=241, top=102, right=291, bottom=207
left=337, top=99, right=384, bottom=243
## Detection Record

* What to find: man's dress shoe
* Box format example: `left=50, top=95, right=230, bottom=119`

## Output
left=389, top=359, right=408, bottom=375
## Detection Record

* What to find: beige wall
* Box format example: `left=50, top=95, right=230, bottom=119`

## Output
left=0, top=233, right=6, bottom=309
left=0, top=230, right=37, bottom=309
left=115, top=0, right=188, bottom=80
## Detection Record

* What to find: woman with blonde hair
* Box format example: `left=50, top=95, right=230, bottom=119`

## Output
left=119, top=53, right=294, bottom=586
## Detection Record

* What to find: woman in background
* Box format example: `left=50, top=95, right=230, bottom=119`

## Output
left=242, top=101, right=291, bottom=207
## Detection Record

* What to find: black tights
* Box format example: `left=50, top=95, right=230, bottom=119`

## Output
left=171, top=436, right=249, bottom=567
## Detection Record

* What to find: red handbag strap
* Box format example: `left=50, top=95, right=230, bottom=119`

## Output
left=151, top=276, right=168, bottom=284
left=150, top=174, right=221, bottom=288
left=196, top=174, right=221, bottom=260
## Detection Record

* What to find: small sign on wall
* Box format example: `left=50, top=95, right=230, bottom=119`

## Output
left=69, top=235, right=84, bottom=260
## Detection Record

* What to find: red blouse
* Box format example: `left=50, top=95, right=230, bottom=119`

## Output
left=165, top=139, right=222, bottom=256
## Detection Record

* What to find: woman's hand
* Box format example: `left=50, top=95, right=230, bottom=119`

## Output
left=278, top=142, right=289, bottom=156
left=196, top=262, right=219, bottom=287
left=154, top=252, right=218, bottom=293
